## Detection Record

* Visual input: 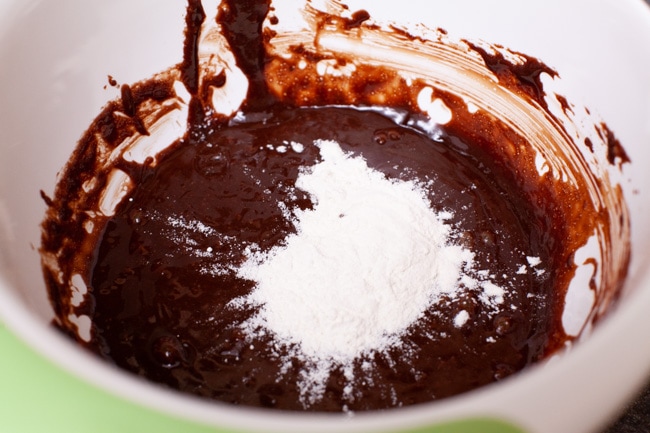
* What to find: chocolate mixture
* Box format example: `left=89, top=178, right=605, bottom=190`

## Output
left=40, top=0, right=629, bottom=412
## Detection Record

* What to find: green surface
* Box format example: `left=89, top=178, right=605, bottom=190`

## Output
left=0, top=324, right=527, bottom=433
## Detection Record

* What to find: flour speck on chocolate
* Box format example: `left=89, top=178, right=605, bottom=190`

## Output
left=39, top=0, right=630, bottom=412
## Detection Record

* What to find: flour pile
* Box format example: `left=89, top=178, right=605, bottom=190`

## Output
left=228, top=139, right=506, bottom=405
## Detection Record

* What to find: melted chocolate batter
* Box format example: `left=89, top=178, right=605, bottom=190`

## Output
left=39, top=0, right=629, bottom=413
left=88, top=106, right=556, bottom=410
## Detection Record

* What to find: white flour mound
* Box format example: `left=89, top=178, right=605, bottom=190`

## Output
left=235, top=139, right=474, bottom=361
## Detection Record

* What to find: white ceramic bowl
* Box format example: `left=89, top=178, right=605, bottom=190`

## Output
left=1, top=1, right=650, bottom=432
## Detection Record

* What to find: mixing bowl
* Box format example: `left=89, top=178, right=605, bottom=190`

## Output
left=1, top=0, right=649, bottom=432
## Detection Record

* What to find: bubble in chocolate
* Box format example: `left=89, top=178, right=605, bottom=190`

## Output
left=128, top=208, right=144, bottom=225
left=373, top=131, right=388, bottom=145
left=150, top=334, right=186, bottom=368
left=478, top=230, right=497, bottom=248
left=494, top=314, right=515, bottom=336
